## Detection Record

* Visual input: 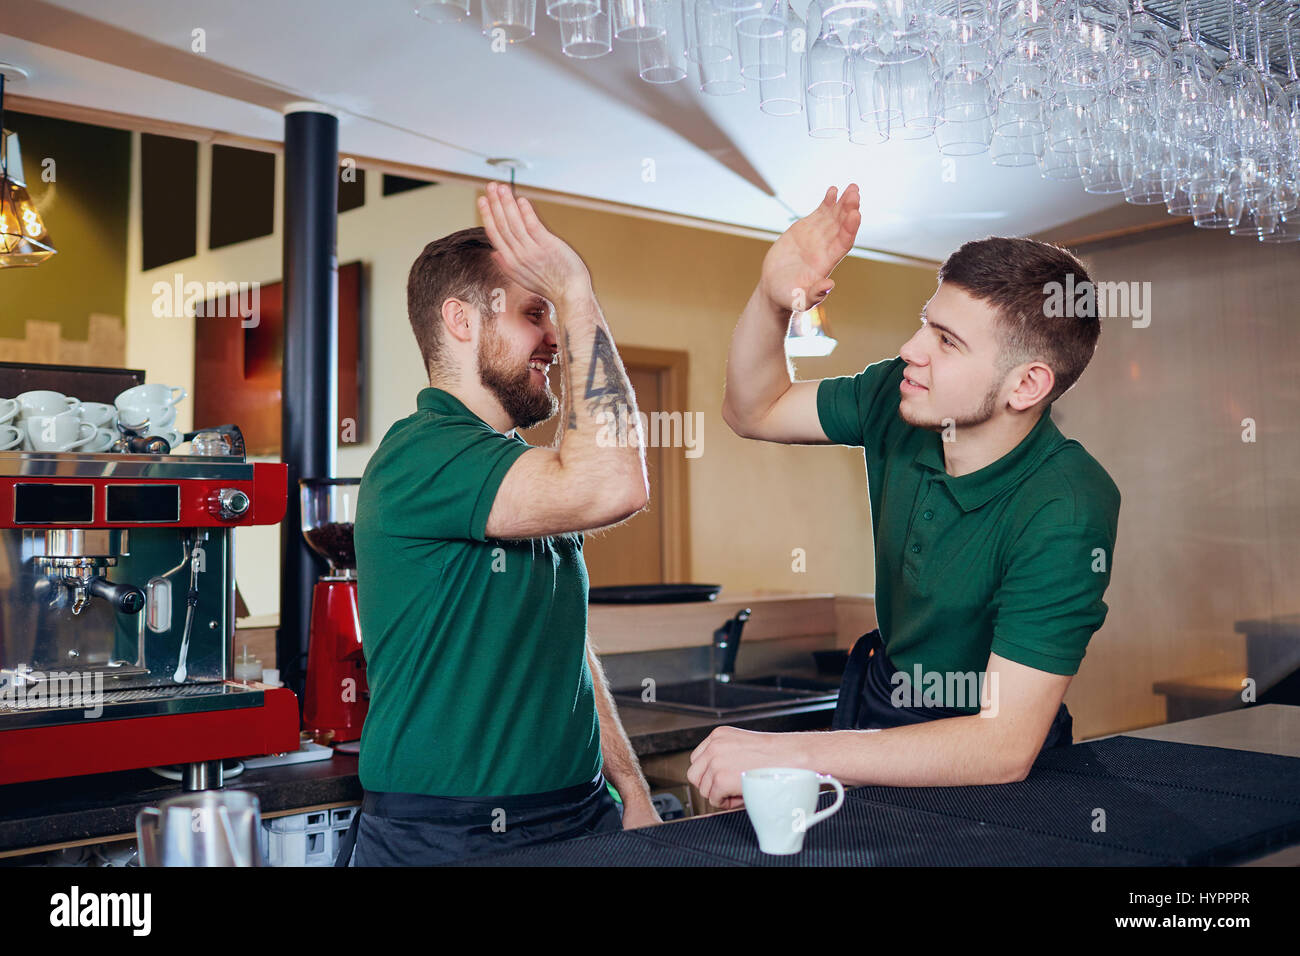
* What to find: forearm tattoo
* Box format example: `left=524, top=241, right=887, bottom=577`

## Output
left=584, top=325, right=632, bottom=423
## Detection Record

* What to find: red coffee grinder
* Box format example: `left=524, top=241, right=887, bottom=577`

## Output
left=300, top=478, right=368, bottom=745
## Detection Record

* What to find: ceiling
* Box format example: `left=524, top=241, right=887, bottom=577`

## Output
left=0, top=0, right=1148, bottom=262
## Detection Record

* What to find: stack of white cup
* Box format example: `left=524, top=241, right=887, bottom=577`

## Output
left=78, top=401, right=120, bottom=452
left=115, top=384, right=187, bottom=449
left=0, top=384, right=188, bottom=453
left=3, top=391, right=97, bottom=452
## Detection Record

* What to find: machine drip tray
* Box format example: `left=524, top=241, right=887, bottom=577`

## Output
left=0, top=680, right=264, bottom=729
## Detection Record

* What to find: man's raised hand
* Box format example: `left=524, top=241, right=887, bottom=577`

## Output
left=476, top=181, right=592, bottom=305
left=759, top=183, right=862, bottom=314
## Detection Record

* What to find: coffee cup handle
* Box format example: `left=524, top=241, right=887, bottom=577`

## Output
left=66, top=422, right=96, bottom=450
left=805, top=774, right=845, bottom=829
left=65, top=396, right=82, bottom=413
left=170, top=387, right=187, bottom=405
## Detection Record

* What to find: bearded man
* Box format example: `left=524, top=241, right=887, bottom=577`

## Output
left=339, top=183, right=660, bottom=866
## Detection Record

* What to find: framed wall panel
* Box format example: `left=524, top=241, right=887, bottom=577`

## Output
left=192, top=261, right=364, bottom=455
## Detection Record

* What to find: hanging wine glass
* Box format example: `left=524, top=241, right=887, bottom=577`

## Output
left=1215, top=1, right=1266, bottom=159
left=1273, top=7, right=1300, bottom=226
left=996, top=0, right=1054, bottom=105
left=1221, top=2, right=1273, bottom=237
left=818, top=0, right=882, bottom=51
left=415, top=0, right=472, bottom=23
left=871, top=48, right=943, bottom=139
left=1051, top=0, right=1130, bottom=93
left=760, top=0, right=810, bottom=112
left=1164, top=1, right=1220, bottom=215
left=1040, top=92, right=1092, bottom=181
left=1165, top=0, right=1220, bottom=145
left=737, top=0, right=792, bottom=79
left=1119, top=0, right=1171, bottom=102
left=1250, top=4, right=1294, bottom=219
left=1122, top=93, right=1169, bottom=203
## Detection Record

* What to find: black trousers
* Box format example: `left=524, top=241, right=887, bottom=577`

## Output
left=831, top=629, right=1074, bottom=753
left=335, top=772, right=622, bottom=866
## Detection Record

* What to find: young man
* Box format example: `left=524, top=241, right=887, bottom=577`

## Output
left=689, top=184, right=1120, bottom=809
left=339, top=182, right=660, bottom=865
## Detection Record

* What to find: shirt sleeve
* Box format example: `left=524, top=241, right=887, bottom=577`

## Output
left=816, top=355, right=906, bottom=450
left=377, top=416, right=532, bottom=542
left=988, top=504, right=1118, bottom=676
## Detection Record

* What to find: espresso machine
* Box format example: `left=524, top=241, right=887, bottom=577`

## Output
left=299, top=478, right=367, bottom=744
left=0, top=448, right=300, bottom=788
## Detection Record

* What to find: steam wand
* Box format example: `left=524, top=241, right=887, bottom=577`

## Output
left=172, top=531, right=205, bottom=682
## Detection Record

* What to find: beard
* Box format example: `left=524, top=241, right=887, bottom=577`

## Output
left=899, top=374, right=1002, bottom=432
left=476, top=317, right=557, bottom=431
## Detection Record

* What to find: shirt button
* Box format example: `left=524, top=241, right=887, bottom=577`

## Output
left=922, top=510, right=934, bottom=520
left=911, top=544, right=921, bottom=554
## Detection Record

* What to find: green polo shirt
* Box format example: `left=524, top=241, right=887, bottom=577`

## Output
left=353, top=387, right=602, bottom=797
left=818, top=356, right=1120, bottom=706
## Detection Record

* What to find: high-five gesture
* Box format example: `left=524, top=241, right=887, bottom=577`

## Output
left=721, top=184, right=861, bottom=444
left=759, top=184, right=861, bottom=313
left=477, top=181, right=592, bottom=306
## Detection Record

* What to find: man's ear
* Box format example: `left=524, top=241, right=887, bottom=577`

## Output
left=1009, top=361, right=1054, bottom=412
left=441, top=298, right=474, bottom=345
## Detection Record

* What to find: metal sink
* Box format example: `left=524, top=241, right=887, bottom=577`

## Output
left=738, top=675, right=843, bottom=693
left=614, top=675, right=840, bottom=717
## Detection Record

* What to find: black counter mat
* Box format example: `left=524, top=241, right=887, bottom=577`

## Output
left=1030, top=734, right=1300, bottom=806
left=461, top=735, right=1300, bottom=867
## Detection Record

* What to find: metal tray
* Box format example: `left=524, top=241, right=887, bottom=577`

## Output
left=588, top=584, right=721, bottom=604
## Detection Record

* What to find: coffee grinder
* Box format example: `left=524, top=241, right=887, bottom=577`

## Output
left=299, top=478, right=367, bottom=744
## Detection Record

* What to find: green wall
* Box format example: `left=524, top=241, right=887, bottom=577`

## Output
left=0, top=111, right=130, bottom=341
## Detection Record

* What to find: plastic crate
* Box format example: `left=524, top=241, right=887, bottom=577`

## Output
left=260, top=806, right=357, bottom=867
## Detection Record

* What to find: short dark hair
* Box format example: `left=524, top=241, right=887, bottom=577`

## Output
left=406, top=226, right=503, bottom=379
left=937, top=237, right=1100, bottom=407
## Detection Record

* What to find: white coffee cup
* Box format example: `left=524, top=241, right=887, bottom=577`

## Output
left=0, top=398, right=17, bottom=425
left=116, top=384, right=186, bottom=409
left=17, top=390, right=81, bottom=418
left=741, top=768, right=845, bottom=855
left=79, top=402, right=117, bottom=428
left=86, top=427, right=118, bottom=452
left=26, top=411, right=96, bottom=452
left=117, top=403, right=176, bottom=430
left=0, top=423, right=22, bottom=450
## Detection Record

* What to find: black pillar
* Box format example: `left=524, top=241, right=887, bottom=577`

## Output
left=279, top=106, right=338, bottom=702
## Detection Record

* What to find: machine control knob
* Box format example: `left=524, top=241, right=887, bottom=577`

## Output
left=209, top=488, right=251, bottom=521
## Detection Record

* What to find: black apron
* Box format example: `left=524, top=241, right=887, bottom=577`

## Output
left=334, top=772, right=621, bottom=866
left=831, top=629, right=1073, bottom=753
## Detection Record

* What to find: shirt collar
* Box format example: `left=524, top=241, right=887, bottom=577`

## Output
left=416, top=387, right=528, bottom=443
left=417, top=387, right=484, bottom=422
left=913, top=406, right=1064, bottom=512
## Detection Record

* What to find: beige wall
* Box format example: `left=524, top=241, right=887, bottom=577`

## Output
left=1031, top=225, right=1300, bottom=736
left=119, top=145, right=938, bottom=620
